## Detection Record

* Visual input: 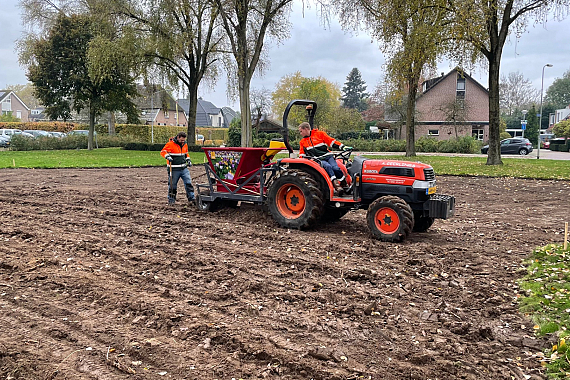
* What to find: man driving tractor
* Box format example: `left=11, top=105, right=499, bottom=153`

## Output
left=298, top=122, right=352, bottom=195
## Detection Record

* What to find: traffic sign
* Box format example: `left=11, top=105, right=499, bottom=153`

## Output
left=521, top=120, right=527, bottom=130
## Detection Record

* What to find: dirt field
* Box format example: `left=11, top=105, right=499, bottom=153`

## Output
left=1, top=167, right=569, bottom=380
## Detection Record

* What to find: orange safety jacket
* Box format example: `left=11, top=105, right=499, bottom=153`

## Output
left=160, top=138, right=189, bottom=170
left=299, top=129, right=344, bottom=158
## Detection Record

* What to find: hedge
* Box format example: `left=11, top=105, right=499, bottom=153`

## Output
left=336, top=131, right=383, bottom=140
left=0, top=121, right=80, bottom=132
left=9, top=134, right=136, bottom=151
left=340, top=136, right=482, bottom=153
left=549, top=139, right=570, bottom=152
left=123, top=142, right=219, bottom=152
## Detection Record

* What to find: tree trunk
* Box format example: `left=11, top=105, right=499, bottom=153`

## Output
left=108, top=112, right=116, bottom=135
left=186, top=84, right=199, bottom=146
left=239, top=75, right=252, bottom=147
left=88, top=107, right=96, bottom=151
left=405, top=80, right=418, bottom=157
left=486, top=55, right=503, bottom=165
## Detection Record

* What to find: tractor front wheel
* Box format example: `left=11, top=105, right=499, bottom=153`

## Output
left=366, top=196, right=414, bottom=242
left=267, top=170, right=324, bottom=230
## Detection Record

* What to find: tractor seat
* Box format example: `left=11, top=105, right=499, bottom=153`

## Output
left=347, top=155, right=366, bottom=179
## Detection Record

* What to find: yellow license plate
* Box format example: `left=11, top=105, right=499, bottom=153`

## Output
left=427, top=186, right=437, bottom=195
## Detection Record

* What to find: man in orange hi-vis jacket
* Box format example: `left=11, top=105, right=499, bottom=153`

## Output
left=160, top=132, right=194, bottom=205
left=298, top=122, right=352, bottom=195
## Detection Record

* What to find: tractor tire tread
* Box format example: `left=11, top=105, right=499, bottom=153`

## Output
left=267, top=169, right=324, bottom=230
left=366, top=195, right=414, bottom=242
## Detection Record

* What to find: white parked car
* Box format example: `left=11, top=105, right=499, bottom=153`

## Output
left=49, top=131, right=66, bottom=138
left=0, top=128, right=34, bottom=140
left=24, top=130, right=51, bottom=138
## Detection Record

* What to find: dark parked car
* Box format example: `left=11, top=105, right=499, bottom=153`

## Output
left=0, top=135, right=9, bottom=148
left=481, top=138, right=534, bottom=155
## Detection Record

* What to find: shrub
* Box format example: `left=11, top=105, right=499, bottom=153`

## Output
left=123, top=142, right=210, bottom=152
left=228, top=118, right=241, bottom=147
left=337, top=131, right=383, bottom=140
left=9, top=134, right=137, bottom=151
left=415, top=137, right=439, bottom=153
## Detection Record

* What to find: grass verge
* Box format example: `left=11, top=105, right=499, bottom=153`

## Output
left=0, top=148, right=207, bottom=168
left=363, top=155, right=570, bottom=180
left=1, top=149, right=569, bottom=180
left=519, top=243, right=570, bottom=378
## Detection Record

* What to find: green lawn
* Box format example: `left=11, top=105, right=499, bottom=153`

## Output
left=0, top=148, right=208, bottom=169
left=363, top=154, right=570, bottom=180
left=1, top=148, right=569, bottom=180
left=519, top=244, right=570, bottom=378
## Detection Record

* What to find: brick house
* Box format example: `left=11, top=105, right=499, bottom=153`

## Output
left=0, top=90, right=30, bottom=122
left=401, top=69, right=489, bottom=141
left=177, top=98, right=228, bottom=128
left=137, top=86, right=187, bottom=127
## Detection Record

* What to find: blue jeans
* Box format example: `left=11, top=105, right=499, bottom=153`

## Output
left=168, top=168, right=194, bottom=204
left=319, top=156, right=345, bottom=181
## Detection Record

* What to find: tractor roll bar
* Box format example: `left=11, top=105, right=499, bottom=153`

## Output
left=281, top=99, right=318, bottom=154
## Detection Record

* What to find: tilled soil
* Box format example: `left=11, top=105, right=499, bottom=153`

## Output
left=1, top=167, right=569, bottom=380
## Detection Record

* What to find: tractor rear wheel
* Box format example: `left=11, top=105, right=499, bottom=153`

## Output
left=366, top=196, right=414, bottom=242
left=267, top=169, right=324, bottom=230
left=412, top=212, right=435, bottom=232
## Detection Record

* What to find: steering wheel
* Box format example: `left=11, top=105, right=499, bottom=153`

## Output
left=334, top=148, right=353, bottom=165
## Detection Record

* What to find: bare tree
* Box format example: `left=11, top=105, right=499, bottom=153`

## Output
left=334, top=0, right=452, bottom=156
left=250, top=87, right=273, bottom=130
left=439, top=98, right=470, bottom=138
left=114, top=0, right=224, bottom=143
left=448, top=0, right=569, bottom=165
left=213, top=0, right=293, bottom=147
left=499, top=71, right=539, bottom=116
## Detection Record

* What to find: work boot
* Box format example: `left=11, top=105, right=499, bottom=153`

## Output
left=333, top=180, right=343, bottom=196
left=340, top=178, right=351, bottom=194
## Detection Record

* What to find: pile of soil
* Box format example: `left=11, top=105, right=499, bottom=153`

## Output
left=1, top=167, right=568, bottom=379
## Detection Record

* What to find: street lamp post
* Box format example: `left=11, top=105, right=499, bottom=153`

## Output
left=538, top=64, right=553, bottom=159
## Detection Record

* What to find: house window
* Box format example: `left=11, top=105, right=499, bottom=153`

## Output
left=456, top=76, right=466, bottom=99
left=472, top=128, right=484, bottom=140
left=219, top=116, right=222, bottom=127
left=428, top=129, right=439, bottom=136
left=164, top=110, right=169, bottom=118
left=16, top=111, right=21, bottom=119
left=1, top=99, right=10, bottom=111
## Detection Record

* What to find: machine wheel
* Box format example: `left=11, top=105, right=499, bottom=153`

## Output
left=518, top=148, right=529, bottom=155
left=366, top=196, right=414, bottom=242
left=412, top=212, right=435, bottom=232
left=321, top=207, right=349, bottom=222
left=267, top=169, right=324, bottom=230
left=195, top=190, right=222, bottom=212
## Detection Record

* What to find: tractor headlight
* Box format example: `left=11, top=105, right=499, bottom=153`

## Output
left=412, top=180, right=436, bottom=189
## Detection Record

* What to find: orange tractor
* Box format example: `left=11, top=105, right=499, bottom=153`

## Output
left=195, top=100, right=454, bottom=242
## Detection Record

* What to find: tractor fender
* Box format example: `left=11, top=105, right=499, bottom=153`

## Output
left=280, top=158, right=335, bottom=199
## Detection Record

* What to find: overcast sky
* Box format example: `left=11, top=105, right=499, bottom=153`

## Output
left=2, top=0, right=569, bottom=111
